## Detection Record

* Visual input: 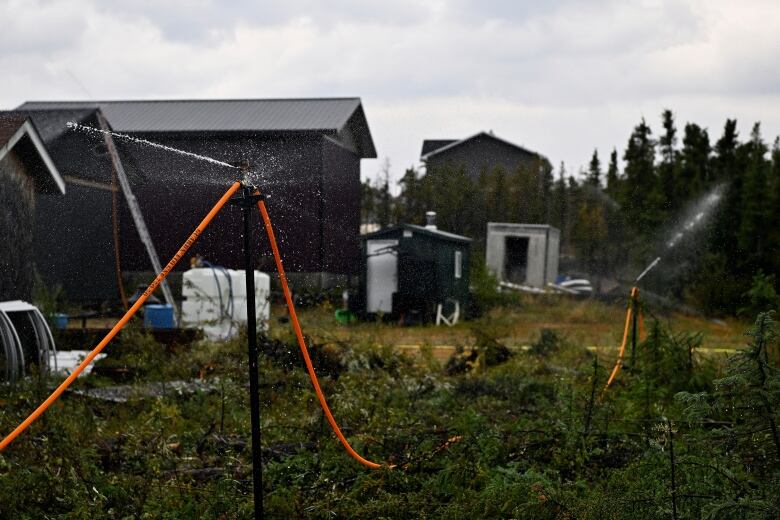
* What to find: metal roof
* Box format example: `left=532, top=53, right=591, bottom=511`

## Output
left=420, top=131, right=539, bottom=161
left=9, top=108, right=97, bottom=143
left=362, top=223, right=472, bottom=244
left=17, top=98, right=376, bottom=158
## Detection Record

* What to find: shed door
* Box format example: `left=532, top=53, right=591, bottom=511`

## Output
left=366, top=239, right=398, bottom=313
left=504, top=236, right=529, bottom=285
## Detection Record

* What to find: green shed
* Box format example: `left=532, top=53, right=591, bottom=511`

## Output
left=353, top=221, right=472, bottom=322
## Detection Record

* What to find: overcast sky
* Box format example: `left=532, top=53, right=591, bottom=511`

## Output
left=2, top=0, right=779, bottom=189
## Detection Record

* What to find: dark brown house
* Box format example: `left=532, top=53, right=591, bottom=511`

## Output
left=420, top=131, right=548, bottom=179
left=0, top=113, right=65, bottom=300
left=11, top=98, right=376, bottom=304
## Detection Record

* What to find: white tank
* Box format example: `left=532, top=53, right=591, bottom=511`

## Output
left=181, top=267, right=270, bottom=340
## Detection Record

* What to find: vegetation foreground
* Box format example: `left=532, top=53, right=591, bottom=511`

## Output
left=0, top=303, right=778, bottom=519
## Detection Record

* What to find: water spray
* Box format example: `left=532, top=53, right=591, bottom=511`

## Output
left=66, top=121, right=241, bottom=170
left=635, top=256, right=661, bottom=283
left=603, top=184, right=726, bottom=398
left=635, top=184, right=725, bottom=285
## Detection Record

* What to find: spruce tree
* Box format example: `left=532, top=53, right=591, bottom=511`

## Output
left=587, top=149, right=602, bottom=187
left=361, top=177, right=376, bottom=225
left=738, top=123, right=770, bottom=260
left=605, top=148, right=620, bottom=198
left=770, top=137, right=780, bottom=273
left=677, top=123, right=710, bottom=203
left=658, top=109, right=679, bottom=211
left=395, top=167, right=424, bottom=224
left=622, top=119, right=662, bottom=237
left=375, top=159, right=393, bottom=229
left=552, top=162, right=568, bottom=234
left=713, top=119, right=739, bottom=181
left=698, top=119, right=745, bottom=314
left=541, top=158, right=555, bottom=223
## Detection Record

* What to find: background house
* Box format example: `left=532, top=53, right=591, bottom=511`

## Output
left=420, top=131, right=548, bottom=180
left=12, top=98, right=376, bottom=304
left=0, top=113, right=65, bottom=301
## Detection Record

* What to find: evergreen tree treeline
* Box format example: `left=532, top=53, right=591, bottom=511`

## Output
left=361, top=112, right=780, bottom=315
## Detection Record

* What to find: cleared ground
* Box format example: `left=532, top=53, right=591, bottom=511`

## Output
left=270, top=295, right=747, bottom=360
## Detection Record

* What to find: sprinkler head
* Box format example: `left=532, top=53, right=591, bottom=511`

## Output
left=240, top=177, right=260, bottom=191
left=229, top=160, right=254, bottom=187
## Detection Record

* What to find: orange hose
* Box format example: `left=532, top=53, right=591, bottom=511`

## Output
left=0, top=182, right=241, bottom=451
left=255, top=191, right=382, bottom=469
left=602, top=286, right=638, bottom=394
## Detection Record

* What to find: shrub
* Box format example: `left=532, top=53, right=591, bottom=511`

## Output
left=739, top=270, right=779, bottom=317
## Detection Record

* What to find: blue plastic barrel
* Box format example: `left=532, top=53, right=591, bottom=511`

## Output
left=54, top=313, right=69, bottom=329
left=144, top=304, right=175, bottom=329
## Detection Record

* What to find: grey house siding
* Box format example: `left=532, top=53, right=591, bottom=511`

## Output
left=425, top=135, right=539, bottom=180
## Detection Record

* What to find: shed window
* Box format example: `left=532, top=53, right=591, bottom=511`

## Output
left=454, top=251, right=462, bottom=279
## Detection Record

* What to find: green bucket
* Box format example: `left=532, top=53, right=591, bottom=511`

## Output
left=334, top=309, right=356, bottom=325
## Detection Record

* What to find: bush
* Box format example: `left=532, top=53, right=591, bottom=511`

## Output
left=739, top=270, right=779, bottom=317
left=468, top=253, right=503, bottom=316
left=530, top=329, right=561, bottom=357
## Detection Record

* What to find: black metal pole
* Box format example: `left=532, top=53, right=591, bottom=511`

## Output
left=241, top=186, right=263, bottom=520
left=630, top=292, right=638, bottom=368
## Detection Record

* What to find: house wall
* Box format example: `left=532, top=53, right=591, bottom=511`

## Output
left=425, top=135, right=539, bottom=180
left=113, top=132, right=323, bottom=276
left=34, top=126, right=362, bottom=303
left=321, top=136, right=361, bottom=277
left=34, top=183, right=119, bottom=302
left=33, top=111, right=129, bottom=303
left=0, top=151, right=35, bottom=300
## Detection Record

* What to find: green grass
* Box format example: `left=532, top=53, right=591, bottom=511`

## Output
left=0, top=301, right=775, bottom=519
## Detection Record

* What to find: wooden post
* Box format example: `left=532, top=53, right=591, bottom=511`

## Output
left=96, top=112, right=177, bottom=322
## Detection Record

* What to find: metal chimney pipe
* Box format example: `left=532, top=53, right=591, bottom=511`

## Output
left=425, top=211, right=437, bottom=230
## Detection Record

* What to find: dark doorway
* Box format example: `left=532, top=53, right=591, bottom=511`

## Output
left=504, top=236, right=529, bottom=284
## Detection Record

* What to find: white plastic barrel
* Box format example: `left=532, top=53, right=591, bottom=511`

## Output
left=181, top=267, right=270, bottom=340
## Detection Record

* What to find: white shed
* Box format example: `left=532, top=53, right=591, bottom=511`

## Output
left=485, top=223, right=559, bottom=288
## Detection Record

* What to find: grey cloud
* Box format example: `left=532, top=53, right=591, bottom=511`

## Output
left=1, top=0, right=779, bottom=181
left=91, top=0, right=428, bottom=43
left=0, top=0, right=88, bottom=53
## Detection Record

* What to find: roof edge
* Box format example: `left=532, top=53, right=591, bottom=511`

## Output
left=17, top=96, right=364, bottom=109
left=362, top=223, right=472, bottom=243
left=0, top=118, right=65, bottom=194
left=420, top=131, right=542, bottom=161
